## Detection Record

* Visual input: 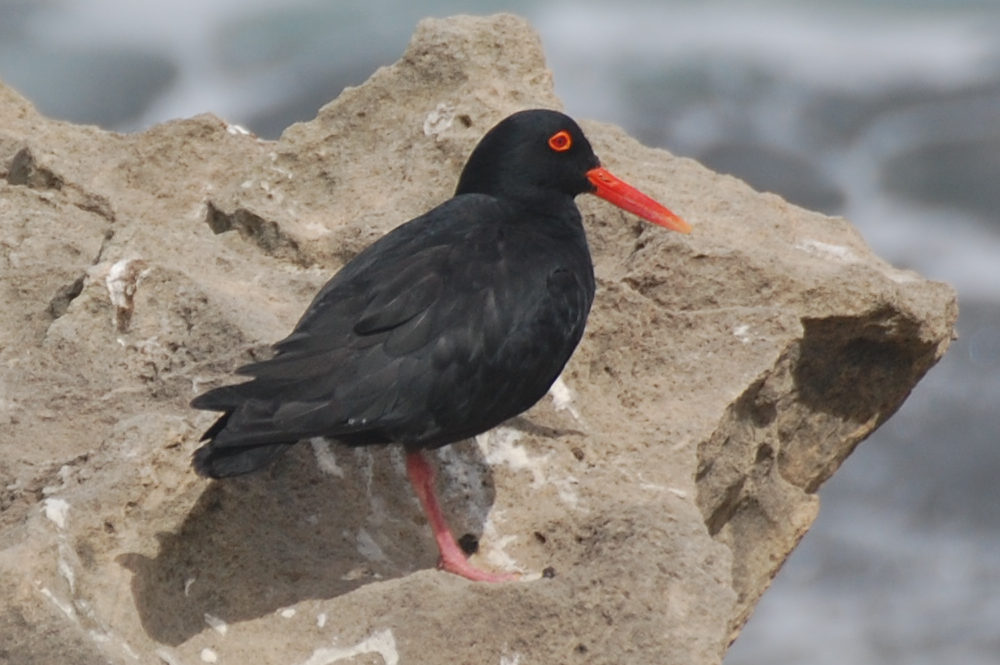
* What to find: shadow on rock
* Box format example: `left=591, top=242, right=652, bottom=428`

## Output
left=795, top=312, right=936, bottom=423
left=118, top=439, right=496, bottom=646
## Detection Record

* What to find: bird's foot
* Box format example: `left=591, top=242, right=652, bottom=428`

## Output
left=406, top=450, right=519, bottom=583
left=438, top=554, right=519, bottom=583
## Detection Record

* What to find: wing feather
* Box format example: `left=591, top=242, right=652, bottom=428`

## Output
left=192, top=194, right=595, bottom=452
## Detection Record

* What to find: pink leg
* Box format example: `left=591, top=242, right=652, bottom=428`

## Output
left=405, top=450, right=518, bottom=582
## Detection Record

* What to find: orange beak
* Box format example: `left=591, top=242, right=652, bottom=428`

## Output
left=586, top=166, right=691, bottom=234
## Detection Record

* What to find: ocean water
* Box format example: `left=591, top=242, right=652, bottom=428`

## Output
left=2, top=1, right=998, bottom=663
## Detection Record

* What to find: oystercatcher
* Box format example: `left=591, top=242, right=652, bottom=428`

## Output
left=192, top=109, right=691, bottom=581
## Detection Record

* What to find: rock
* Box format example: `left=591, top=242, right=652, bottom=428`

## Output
left=0, top=13, right=956, bottom=665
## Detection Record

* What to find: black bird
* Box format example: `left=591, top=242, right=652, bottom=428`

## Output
left=191, top=109, right=691, bottom=582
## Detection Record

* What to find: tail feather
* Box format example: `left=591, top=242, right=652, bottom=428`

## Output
left=192, top=410, right=295, bottom=478
left=193, top=439, right=293, bottom=478
left=191, top=385, right=248, bottom=412
left=199, top=410, right=232, bottom=441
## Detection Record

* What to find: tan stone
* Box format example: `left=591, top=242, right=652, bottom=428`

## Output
left=0, top=13, right=955, bottom=665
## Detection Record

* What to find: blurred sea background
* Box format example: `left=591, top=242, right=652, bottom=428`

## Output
left=1, top=1, right=997, bottom=663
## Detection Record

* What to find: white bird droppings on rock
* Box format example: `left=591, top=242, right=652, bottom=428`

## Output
left=296, top=628, right=399, bottom=665
left=423, top=102, right=455, bottom=137
left=203, top=613, right=228, bottom=636
left=42, top=497, right=70, bottom=529
left=795, top=238, right=857, bottom=262
left=477, top=427, right=548, bottom=487
left=104, top=258, right=150, bottom=332
left=549, top=376, right=581, bottom=420
left=38, top=586, right=75, bottom=620
left=155, top=647, right=184, bottom=665
left=500, top=653, right=522, bottom=665
left=310, top=438, right=345, bottom=477
left=355, top=528, right=388, bottom=562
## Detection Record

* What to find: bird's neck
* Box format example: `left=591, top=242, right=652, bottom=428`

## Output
left=458, top=180, right=577, bottom=220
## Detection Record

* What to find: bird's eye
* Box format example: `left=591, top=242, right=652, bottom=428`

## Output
left=547, top=130, right=572, bottom=152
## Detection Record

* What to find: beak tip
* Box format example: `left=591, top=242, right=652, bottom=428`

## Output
left=656, top=213, right=693, bottom=235
left=587, top=166, right=692, bottom=235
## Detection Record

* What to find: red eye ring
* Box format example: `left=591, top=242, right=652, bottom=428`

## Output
left=548, top=130, right=572, bottom=152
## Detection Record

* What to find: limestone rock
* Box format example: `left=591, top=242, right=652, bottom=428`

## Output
left=0, top=13, right=955, bottom=665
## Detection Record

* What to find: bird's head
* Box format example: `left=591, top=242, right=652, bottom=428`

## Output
left=456, top=109, right=691, bottom=234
